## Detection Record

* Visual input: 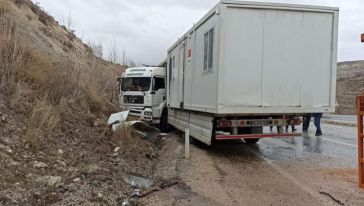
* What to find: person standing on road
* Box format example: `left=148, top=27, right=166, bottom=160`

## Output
left=313, top=113, right=323, bottom=136
left=302, top=114, right=311, bottom=133
left=286, top=125, right=297, bottom=132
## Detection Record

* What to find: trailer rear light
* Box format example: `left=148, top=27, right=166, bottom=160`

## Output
left=288, top=118, right=302, bottom=125
left=218, top=120, right=232, bottom=128
left=239, top=120, right=246, bottom=126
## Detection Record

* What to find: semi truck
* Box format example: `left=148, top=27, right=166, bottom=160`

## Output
left=119, top=1, right=339, bottom=145
left=118, top=66, right=168, bottom=131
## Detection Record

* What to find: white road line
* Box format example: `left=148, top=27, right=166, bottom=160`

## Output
left=320, top=137, right=357, bottom=148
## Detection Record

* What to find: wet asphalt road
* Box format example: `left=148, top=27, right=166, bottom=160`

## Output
left=257, top=123, right=357, bottom=168
left=323, top=114, right=356, bottom=124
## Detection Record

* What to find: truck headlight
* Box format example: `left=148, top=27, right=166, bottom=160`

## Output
left=143, top=108, right=153, bottom=117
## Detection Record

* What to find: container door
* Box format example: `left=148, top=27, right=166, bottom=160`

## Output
left=168, top=48, right=179, bottom=108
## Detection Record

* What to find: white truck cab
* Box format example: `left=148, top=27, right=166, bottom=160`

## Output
left=118, top=67, right=168, bottom=130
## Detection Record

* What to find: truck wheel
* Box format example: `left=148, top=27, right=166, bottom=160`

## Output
left=160, top=108, right=168, bottom=133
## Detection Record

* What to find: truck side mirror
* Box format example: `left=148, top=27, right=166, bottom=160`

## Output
left=117, top=77, right=121, bottom=82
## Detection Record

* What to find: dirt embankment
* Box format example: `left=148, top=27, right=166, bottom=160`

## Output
left=336, top=61, right=364, bottom=114
left=0, top=0, right=161, bottom=205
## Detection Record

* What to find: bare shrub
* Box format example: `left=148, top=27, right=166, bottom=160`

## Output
left=22, top=49, right=51, bottom=85
left=87, top=41, right=103, bottom=58
left=114, top=125, right=134, bottom=141
left=10, top=81, right=34, bottom=114
left=14, top=0, right=25, bottom=8
left=0, top=1, right=10, bottom=12
left=0, top=10, right=26, bottom=95
left=26, top=96, right=61, bottom=146
left=85, top=84, right=105, bottom=113
left=29, top=2, right=54, bottom=26
left=31, top=96, right=60, bottom=132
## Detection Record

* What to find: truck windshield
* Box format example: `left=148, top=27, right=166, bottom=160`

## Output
left=121, top=77, right=151, bottom=91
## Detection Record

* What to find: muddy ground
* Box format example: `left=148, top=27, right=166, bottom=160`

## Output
left=2, top=116, right=364, bottom=205
left=141, top=124, right=364, bottom=206
left=0, top=93, right=164, bottom=205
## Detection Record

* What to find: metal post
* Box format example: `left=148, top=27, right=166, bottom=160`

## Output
left=185, top=129, right=190, bottom=159
left=359, top=34, right=364, bottom=189
left=357, top=96, right=364, bottom=189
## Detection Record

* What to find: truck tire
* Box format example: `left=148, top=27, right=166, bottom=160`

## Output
left=244, top=126, right=263, bottom=144
left=159, top=108, right=169, bottom=133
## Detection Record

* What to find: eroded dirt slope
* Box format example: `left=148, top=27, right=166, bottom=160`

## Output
left=336, top=61, right=364, bottom=114
left=0, top=0, right=156, bottom=205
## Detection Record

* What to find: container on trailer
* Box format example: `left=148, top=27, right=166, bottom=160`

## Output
left=167, top=0, right=339, bottom=115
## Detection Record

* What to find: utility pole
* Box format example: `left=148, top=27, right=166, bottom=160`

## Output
left=357, top=33, right=364, bottom=189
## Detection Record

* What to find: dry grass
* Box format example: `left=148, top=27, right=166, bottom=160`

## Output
left=0, top=11, right=23, bottom=95
left=22, top=49, right=51, bottom=85
left=0, top=1, right=10, bottom=12
left=0, top=2, right=152, bottom=204
left=0, top=7, right=119, bottom=148
left=114, top=124, right=135, bottom=141
left=10, top=81, right=34, bottom=113
left=25, top=96, right=60, bottom=146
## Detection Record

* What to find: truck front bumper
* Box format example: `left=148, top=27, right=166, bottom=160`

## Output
left=124, top=107, right=153, bottom=122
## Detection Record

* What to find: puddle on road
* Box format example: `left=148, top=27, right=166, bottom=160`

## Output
left=124, top=175, right=154, bottom=189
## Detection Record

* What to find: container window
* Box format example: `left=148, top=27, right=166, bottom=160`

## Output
left=169, top=57, right=172, bottom=82
left=208, top=29, right=214, bottom=70
left=204, top=33, right=208, bottom=71
left=203, top=28, right=214, bottom=72
left=172, top=56, right=175, bottom=69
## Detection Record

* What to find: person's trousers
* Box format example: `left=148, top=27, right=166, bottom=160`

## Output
left=314, top=116, right=321, bottom=132
left=303, top=116, right=311, bottom=131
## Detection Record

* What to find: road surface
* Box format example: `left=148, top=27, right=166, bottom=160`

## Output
left=142, top=122, right=364, bottom=206
left=323, top=114, right=357, bottom=126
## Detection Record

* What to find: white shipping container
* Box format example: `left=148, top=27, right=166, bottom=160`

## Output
left=167, top=0, right=339, bottom=115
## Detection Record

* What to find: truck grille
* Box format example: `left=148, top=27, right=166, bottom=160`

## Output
left=124, top=95, right=144, bottom=104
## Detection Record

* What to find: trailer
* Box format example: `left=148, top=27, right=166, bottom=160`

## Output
left=166, top=1, right=339, bottom=145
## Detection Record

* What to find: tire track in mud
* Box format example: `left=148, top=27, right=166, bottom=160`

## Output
left=245, top=147, right=341, bottom=206
left=203, top=142, right=338, bottom=206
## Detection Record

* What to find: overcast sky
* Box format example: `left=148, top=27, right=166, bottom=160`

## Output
left=32, top=0, right=364, bottom=65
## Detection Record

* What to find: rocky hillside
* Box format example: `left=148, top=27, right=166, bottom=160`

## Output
left=0, top=0, right=160, bottom=205
left=336, top=61, right=364, bottom=114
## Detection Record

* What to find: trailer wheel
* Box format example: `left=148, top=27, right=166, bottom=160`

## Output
left=159, top=108, right=169, bottom=133
left=244, top=126, right=263, bottom=144
left=244, top=138, right=260, bottom=144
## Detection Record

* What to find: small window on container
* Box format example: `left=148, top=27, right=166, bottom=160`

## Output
left=169, top=57, right=173, bottom=82
left=172, top=56, right=175, bottom=69
left=203, top=28, right=214, bottom=72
